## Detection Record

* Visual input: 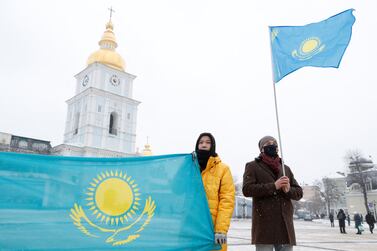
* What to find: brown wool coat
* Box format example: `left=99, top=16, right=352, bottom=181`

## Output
left=242, top=158, right=303, bottom=245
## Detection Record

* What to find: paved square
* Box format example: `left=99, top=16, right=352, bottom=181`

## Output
left=228, top=219, right=377, bottom=251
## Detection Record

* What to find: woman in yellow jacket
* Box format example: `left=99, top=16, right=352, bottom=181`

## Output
left=195, top=132, right=235, bottom=251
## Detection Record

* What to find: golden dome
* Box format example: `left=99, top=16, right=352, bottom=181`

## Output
left=87, top=21, right=125, bottom=71
left=142, top=144, right=153, bottom=156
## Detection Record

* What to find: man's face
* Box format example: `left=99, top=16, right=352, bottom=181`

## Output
left=198, top=136, right=211, bottom=151
left=261, top=140, right=278, bottom=153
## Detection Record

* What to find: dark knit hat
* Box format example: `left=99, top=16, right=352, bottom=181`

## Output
left=258, top=136, right=277, bottom=151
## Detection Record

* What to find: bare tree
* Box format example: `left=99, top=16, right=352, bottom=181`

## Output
left=313, top=179, right=323, bottom=189
left=310, top=198, right=324, bottom=215
left=345, top=150, right=373, bottom=214
left=322, top=177, right=344, bottom=216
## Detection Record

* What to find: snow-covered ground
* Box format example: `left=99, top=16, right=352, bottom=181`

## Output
left=227, top=219, right=377, bottom=251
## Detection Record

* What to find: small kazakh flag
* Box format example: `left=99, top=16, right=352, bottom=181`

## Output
left=0, top=152, right=220, bottom=251
left=270, top=9, right=356, bottom=83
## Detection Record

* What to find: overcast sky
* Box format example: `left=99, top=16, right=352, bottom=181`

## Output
left=1, top=0, right=376, bottom=184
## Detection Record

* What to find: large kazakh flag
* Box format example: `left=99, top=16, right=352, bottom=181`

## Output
left=0, top=152, right=220, bottom=251
left=270, top=9, right=355, bottom=83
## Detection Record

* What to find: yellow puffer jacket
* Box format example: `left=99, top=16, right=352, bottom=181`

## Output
left=201, top=155, right=235, bottom=251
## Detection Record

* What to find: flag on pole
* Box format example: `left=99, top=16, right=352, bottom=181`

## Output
left=0, top=152, right=220, bottom=251
left=270, top=9, right=355, bottom=83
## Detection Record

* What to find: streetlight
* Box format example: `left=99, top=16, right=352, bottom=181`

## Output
left=241, top=198, right=247, bottom=219
left=336, top=171, right=345, bottom=176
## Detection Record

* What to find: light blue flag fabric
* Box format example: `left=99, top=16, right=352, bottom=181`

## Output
left=270, top=9, right=355, bottom=83
left=0, top=152, right=221, bottom=251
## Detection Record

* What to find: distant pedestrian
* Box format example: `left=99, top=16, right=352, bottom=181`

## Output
left=365, top=211, right=376, bottom=234
left=354, top=213, right=363, bottom=235
left=337, top=209, right=347, bottom=234
left=329, top=213, right=334, bottom=227
left=346, top=214, right=351, bottom=226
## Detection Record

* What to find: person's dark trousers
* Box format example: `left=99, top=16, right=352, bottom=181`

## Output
left=369, top=223, right=374, bottom=233
left=356, top=226, right=362, bottom=234
left=339, top=221, right=346, bottom=233
left=255, top=244, right=293, bottom=251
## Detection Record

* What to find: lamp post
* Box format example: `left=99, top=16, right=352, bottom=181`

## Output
left=240, top=198, right=247, bottom=219
left=336, top=171, right=345, bottom=177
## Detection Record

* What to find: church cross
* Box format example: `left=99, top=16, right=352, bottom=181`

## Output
left=108, top=7, right=115, bottom=21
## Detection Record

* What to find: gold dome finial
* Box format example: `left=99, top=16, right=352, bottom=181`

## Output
left=98, top=20, right=117, bottom=49
left=105, top=7, right=115, bottom=30
left=106, top=21, right=114, bottom=30
left=142, top=137, right=153, bottom=156
left=87, top=7, right=125, bottom=71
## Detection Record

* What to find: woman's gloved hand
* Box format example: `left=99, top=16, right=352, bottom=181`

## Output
left=214, top=232, right=227, bottom=244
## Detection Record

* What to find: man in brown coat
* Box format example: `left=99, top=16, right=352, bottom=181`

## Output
left=242, top=136, right=303, bottom=251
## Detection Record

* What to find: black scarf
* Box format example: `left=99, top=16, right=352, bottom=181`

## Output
left=196, top=150, right=211, bottom=172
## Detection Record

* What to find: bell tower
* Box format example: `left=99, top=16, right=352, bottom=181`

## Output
left=54, top=11, right=140, bottom=157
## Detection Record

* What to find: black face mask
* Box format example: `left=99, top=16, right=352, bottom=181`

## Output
left=196, top=149, right=211, bottom=159
left=196, top=150, right=211, bottom=172
left=263, top=145, right=278, bottom=158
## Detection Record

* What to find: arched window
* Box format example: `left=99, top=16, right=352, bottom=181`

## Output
left=109, top=112, right=118, bottom=135
left=73, top=113, right=80, bottom=135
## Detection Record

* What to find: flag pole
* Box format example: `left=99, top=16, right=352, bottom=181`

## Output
left=272, top=82, right=286, bottom=176
left=269, top=27, right=286, bottom=176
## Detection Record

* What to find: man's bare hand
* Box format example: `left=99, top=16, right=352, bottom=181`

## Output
left=275, top=176, right=290, bottom=191
left=282, top=182, right=290, bottom=193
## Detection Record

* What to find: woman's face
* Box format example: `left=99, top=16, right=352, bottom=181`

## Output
left=198, top=136, right=211, bottom=151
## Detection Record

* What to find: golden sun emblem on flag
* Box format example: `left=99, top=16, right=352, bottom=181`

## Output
left=292, top=37, right=325, bottom=61
left=87, top=171, right=141, bottom=225
left=69, top=170, right=156, bottom=246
